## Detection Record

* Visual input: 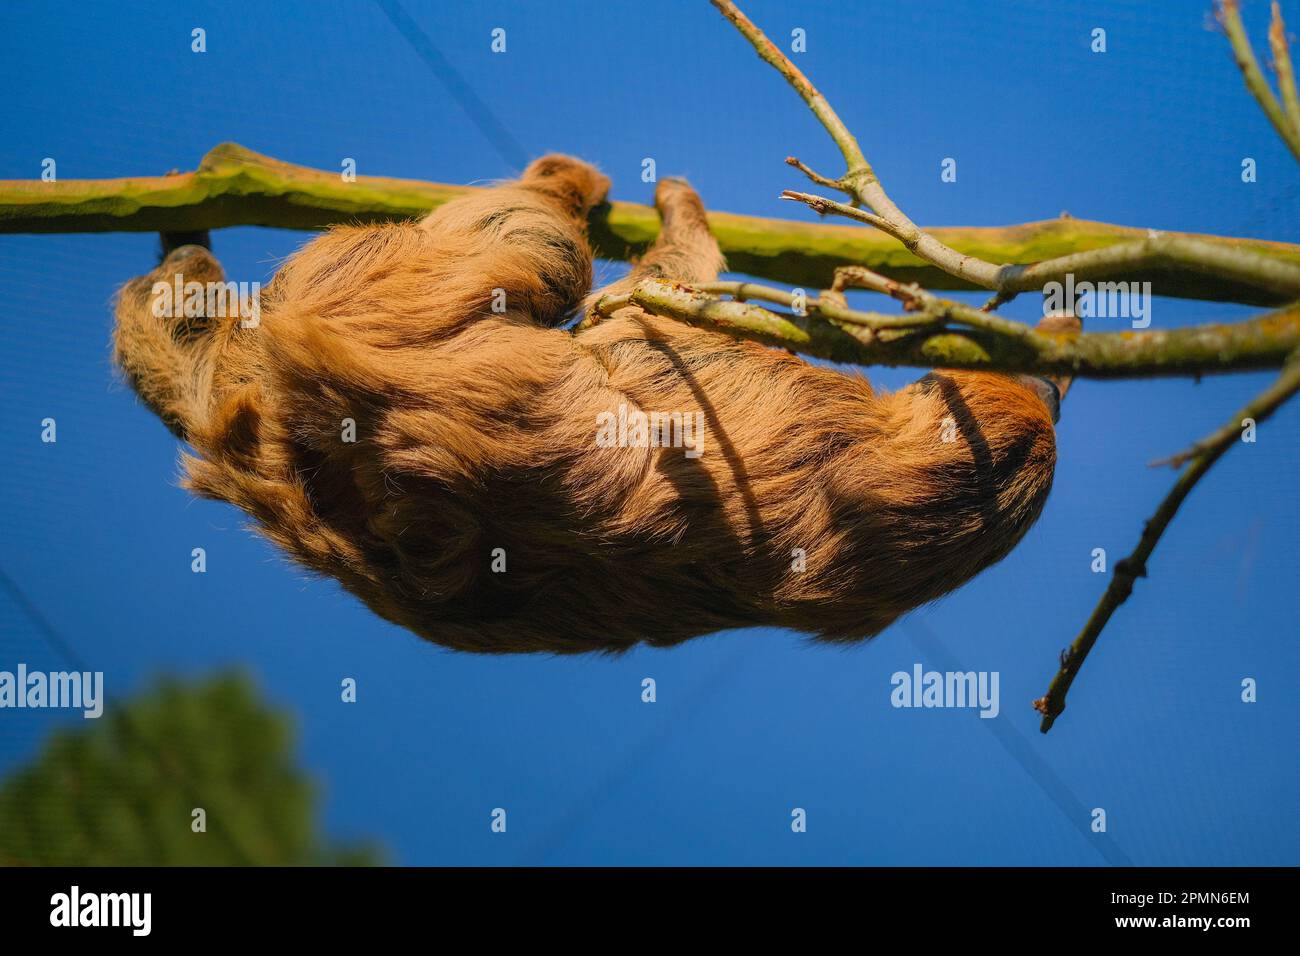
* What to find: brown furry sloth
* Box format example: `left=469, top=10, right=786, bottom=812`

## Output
left=114, top=154, right=1069, bottom=654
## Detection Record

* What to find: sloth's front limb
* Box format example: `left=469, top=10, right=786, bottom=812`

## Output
left=583, top=177, right=725, bottom=321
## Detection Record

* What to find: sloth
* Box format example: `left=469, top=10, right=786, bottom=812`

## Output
left=114, top=155, right=1071, bottom=654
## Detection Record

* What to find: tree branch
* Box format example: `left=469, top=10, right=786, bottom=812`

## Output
left=717, top=0, right=1300, bottom=313
left=3, top=141, right=1298, bottom=307
left=783, top=190, right=1300, bottom=305
left=610, top=278, right=1300, bottom=379
left=1033, top=351, right=1300, bottom=732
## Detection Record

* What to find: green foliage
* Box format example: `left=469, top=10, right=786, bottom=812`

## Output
left=0, top=672, right=382, bottom=866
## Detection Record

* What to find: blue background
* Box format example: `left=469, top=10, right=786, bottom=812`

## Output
left=0, top=0, right=1295, bottom=865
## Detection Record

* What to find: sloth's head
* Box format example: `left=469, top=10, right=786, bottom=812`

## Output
left=521, top=153, right=611, bottom=218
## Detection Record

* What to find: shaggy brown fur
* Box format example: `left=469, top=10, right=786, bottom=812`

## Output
left=114, top=155, right=1061, bottom=653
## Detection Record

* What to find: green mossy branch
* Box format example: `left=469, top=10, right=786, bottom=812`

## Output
left=3, top=142, right=1299, bottom=307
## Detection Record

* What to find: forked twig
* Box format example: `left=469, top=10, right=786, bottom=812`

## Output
left=714, top=0, right=1300, bottom=305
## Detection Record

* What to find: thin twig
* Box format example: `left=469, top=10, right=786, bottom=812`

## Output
left=1268, top=2, right=1300, bottom=137
left=690, top=281, right=941, bottom=330
left=1033, top=351, right=1300, bottom=731
left=1147, top=367, right=1296, bottom=467
left=1148, top=438, right=1216, bottom=471
left=781, top=190, right=900, bottom=239
left=688, top=275, right=1047, bottom=340
left=826, top=265, right=1038, bottom=339
left=1218, top=0, right=1300, bottom=162
left=709, top=0, right=871, bottom=174
left=710, top=0, right=1005, bottom=288
left=830, top=264, right=921, bottom=302
left=785, top=156, right=844, bottom=190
